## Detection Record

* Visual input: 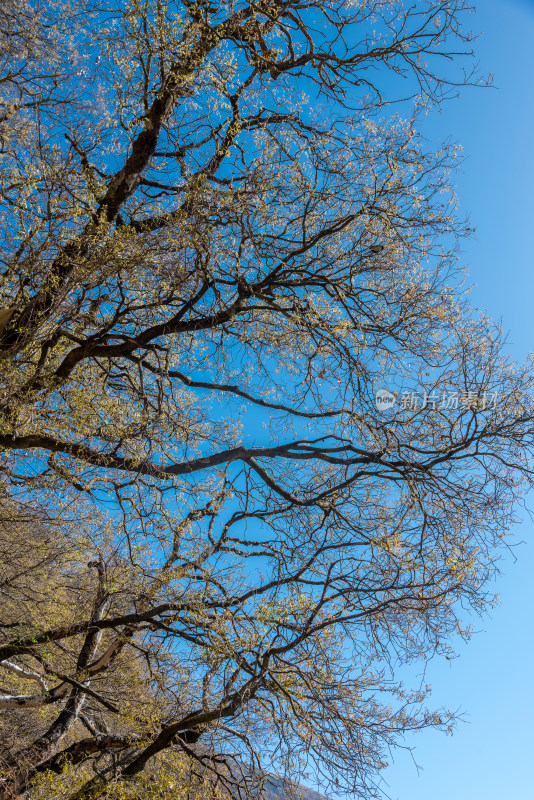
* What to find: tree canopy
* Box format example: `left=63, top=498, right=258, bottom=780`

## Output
left=0, top=1, right=533, bottom=798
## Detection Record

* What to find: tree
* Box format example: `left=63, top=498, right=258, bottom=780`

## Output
left=0, top=1, right=533, bottom=798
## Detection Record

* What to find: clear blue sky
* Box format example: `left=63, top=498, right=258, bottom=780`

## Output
left=382, top=1, right=534, bottom=798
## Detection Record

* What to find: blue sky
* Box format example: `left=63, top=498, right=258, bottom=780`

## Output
left=381, top=1, right=534, bottom=798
